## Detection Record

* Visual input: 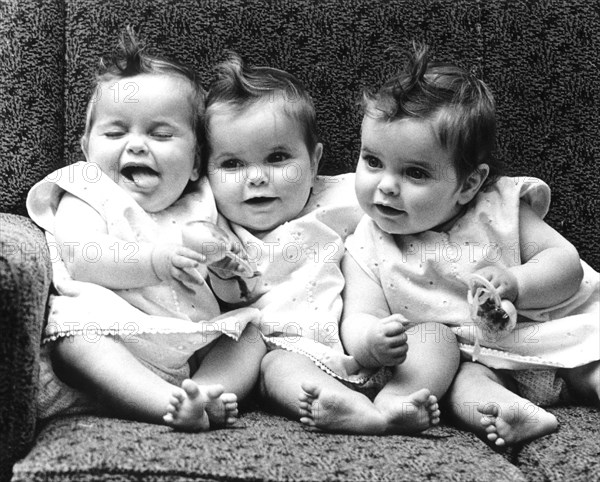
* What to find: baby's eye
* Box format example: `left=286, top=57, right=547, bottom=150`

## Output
left=405, top=167, right=429, bottom=180
left=105, top=131, right=125, bottom=139
left=220, top=158, right=244, bottom=170
left=152, top=131, right=173, bottom=139
left=267, top=152, right=289, bottom=163
left=363, top=155, right=382, bottom=169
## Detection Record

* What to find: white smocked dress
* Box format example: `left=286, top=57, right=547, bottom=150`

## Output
left=27, top=161, right=259, bottom=418
left=217, top=174, right=382, bottom=386
left=345, top=177, right=599, bottom=404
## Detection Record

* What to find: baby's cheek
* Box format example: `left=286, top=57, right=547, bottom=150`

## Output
left=355, top=180, right=374, bottom=205
left=412, top=195, right=439, bottom=217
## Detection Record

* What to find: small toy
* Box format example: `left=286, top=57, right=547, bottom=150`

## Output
left=182, top=221, right=260, bottom=300
left=465, top=273, right=517, bottom=360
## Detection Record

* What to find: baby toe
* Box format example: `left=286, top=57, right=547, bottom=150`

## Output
left=171, top=389, right=186, bottom=403
left=300, top=416, right=316, bottom=427
left=220, top=392, right=237, bottom=403
left=480, top=415, right=495, bottom=427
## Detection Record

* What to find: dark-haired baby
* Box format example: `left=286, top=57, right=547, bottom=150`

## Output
left=27, top=31, right=265, bottom=432
left=202, top=53, right=445, bottom=435
left=336, top=45, right=599, bottom=445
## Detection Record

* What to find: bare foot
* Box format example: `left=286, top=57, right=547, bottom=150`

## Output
left=478, top=402, right=558, bottom=446
left=299, top=381, right=386, bottom=434
left=376, top=388, right=440, bottom=434
left=206, top=390, right=239, bottom=428
left=299, top=382, right=438, bottom=435
left=163, top=379, right=237, bottom=431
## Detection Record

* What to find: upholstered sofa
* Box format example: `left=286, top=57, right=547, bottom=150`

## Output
left=1, top=1, right=599, bottom=481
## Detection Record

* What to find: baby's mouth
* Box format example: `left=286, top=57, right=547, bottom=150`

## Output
left=375, top=204, right=403, bottom=216
left=245, top=197, right=276, bottom=205
left=121, top=165, right=160, bottom=189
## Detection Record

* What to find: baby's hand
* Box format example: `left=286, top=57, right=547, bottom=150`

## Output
left=182, top=221, right=232, bottom=264
left=367, top=314, right=408, bottom=367
left=475, top=265, right=519, bottom=303
left=182, top=221, right=257, bottom=278
left=151, top=243, right=207, bottom=290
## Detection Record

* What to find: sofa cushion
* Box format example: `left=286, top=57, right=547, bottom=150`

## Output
left=57, top=0, right=599, bottom=269
left=516, top=405, right=600, bottom=482
left=0, top=214, right=52, bottom=482
left=12, top=411, right=526, bottom=482
left=0, top=1, right=65, bottom=216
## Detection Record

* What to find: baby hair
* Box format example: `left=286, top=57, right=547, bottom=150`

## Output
left=203, top=53, right=319, bottom=168
left=82, top=27, right=205, bottom=146
left=362, top=43, right=500, bottom=188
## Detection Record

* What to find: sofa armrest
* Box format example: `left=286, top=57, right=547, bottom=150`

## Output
left=0, top=213, right=51, bottom=482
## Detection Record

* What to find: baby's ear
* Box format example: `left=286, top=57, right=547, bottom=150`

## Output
left=190, top=164, right=201, bottom=182
left=311, top=143, right=323, bottom=178
left=190, top=151, right=202, bottom=181
left=458, top=163, right=489, bottom=205
left=80, top=135, right=90, bottom=160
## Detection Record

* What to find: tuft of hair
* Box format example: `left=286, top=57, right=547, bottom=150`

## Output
left=82, top=27, right=205, bottom=149
left=362, top=43, right=500, bottom=188
left=202, top=52, right=319, bottom=169
left=95, top=27, right=200, bottom=84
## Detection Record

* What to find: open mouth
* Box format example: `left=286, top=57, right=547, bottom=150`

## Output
left=375, top=204, right=403, bottom=217
left=244, top=197, right=276, bottom=206
left=121, top=165, right=160, bottom=187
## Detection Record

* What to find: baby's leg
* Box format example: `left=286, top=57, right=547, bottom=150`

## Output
left=262, top=349, right=389, bottom=434
left=559, top=361, right=600, bottom=406
left=447, top=362, right=558, bottom=446
left=190, top=323, right=266, bottom=427
left=372, top=322, right=459, bottom=434
left=52, top=334, right=211, bottom=431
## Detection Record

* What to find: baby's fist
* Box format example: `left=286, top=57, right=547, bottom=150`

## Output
left=151, top=243, right=206, bottom=287
left=369, top=314, right=408, bottom=367
left=475, top=265, right=519, bottom=303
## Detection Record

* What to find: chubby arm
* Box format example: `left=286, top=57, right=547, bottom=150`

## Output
left=54, top=193, right=206, bottom=289
left=476, top=201, right=583, bottom=309
left=341, top=253, right=408, bottom=368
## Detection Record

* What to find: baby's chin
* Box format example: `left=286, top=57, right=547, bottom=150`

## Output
left=243, top=223, right=279, bottom=239
left=125, top=189, right=173, bottom=213
left=235, top=217, right=294, bottom=239
left=372, top=217, right=409, bottom=236
left=372, top=213, right=444, bottom=237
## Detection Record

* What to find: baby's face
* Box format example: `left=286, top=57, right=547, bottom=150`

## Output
left=83, top=74, right=199, bottom=212
left=207, top=100, right=319, bottom=237
left=356, top=115, right=468, bottom=235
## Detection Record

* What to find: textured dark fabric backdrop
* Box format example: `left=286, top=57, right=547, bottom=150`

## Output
left=1, top=0, right=598, bottom=269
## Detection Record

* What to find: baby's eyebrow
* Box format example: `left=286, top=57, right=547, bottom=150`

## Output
left=269, top=144, right=291, bottom=151
left=97, top=119, right=127, bottom=128
left=405, top=159, right=435, bottom=168
left=148, top=120, right=186, bottom=133
left=212, top=152, right=242, bottom=161
left=360, top=145, right=379, bottom=156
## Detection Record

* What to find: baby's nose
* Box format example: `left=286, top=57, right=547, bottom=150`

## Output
left=126, top=134, right=148, bottom=154
left=378, top=173, right=400, bottom=196
left=246, top=165, right=268, bottom=185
